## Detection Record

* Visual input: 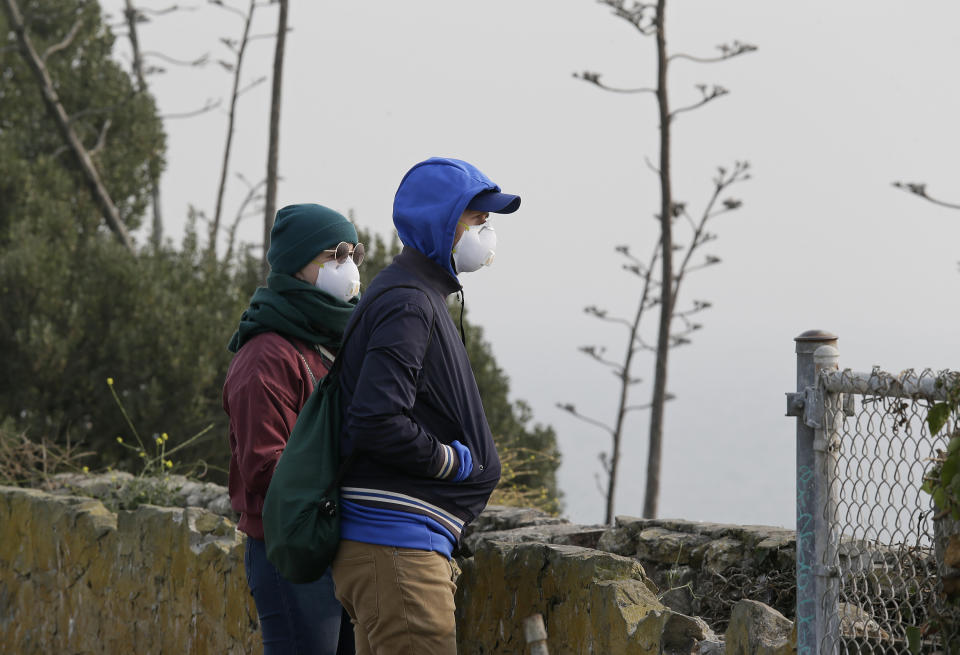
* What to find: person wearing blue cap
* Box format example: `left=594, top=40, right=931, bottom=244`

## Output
left=223, top=203, right=363, bottom=655
left=330, top=158, right=521, bottom=654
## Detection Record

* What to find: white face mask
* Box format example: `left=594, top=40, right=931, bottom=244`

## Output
left=453, top=223, right=496, bottom=274
left=314, top=259, right=361, bottom=301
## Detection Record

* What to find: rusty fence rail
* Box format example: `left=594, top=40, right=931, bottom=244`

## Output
left=788, top=331, right=960, bottom=655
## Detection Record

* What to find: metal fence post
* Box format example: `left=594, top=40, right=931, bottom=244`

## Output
left=813, top=343, right=841, bottom=655
left=788, top=330, right=838, bottom=655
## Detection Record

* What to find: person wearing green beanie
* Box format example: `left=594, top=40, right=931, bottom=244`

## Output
left=223, top=203, right=363, bottom=655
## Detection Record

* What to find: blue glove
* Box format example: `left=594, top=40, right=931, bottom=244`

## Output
left=450, top=440, right=473, bottom=482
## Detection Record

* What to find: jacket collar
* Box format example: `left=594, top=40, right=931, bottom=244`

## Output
left=395, top=246, right=462, bottom=297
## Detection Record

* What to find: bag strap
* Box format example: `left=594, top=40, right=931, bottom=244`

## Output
left=319, top=283, right=439, bottom=500
left=281, top=336, right=319, bottom=389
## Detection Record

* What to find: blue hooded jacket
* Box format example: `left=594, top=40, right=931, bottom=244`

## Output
left=335, top=157, right=505, bottom=557
left=393, top=157, right=503, bottom=278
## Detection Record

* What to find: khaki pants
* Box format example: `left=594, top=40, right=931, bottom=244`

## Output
left=332, top=539, right=458, bottom=655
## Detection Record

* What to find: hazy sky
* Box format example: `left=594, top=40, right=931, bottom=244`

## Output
left=100, top=0, right=960, bottom=527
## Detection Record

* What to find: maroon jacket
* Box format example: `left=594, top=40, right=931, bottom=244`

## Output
left=222, top=332, right=331, bottom=539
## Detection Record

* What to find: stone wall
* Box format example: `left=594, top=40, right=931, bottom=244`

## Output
left=1, top=484, right=798, bottom=654
left=456, top=540, right=720, bottom=654
left=463, top=507, right=797, bottom=632
left=0, top=486, right=257, bottom=654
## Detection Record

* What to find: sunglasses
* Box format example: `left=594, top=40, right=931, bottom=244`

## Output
left=316, top=242, right=365, bottom=267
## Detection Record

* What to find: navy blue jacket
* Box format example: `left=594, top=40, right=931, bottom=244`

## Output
left=337, top=247, right=501, bottom=544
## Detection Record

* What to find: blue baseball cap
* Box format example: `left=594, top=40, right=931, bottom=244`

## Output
left=467, top=189, right=521, bottom=214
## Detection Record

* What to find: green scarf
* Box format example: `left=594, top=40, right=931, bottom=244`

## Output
left=227, top=272, right=357, bottom=353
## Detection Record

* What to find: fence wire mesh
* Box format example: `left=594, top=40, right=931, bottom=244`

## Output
left=818, top=368, right=960, bottom=654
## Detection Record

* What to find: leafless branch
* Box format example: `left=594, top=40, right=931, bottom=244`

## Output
left=88, top=118, right=112, bottom=157
left=632, top=334, right=657, bottom=352
left=669, top=40, right=757, bottom=64
left=556, top=403, right=615, bottom=436
left=680, top=256, right=721, bottom=275
left=670, top=84, right=729, bottom=119
left=598, top=452, right=611, bottom=476
left=584, top=305, right=632, bottom=328
left=68, top=95, right=137, bottom=122
left=671, top=161, right=750, bottom=302
left=613, top=370, right=643, bottom=385
left=578, top=345, right=623, bottom=371
left=208, top=0, right=246, bottom=19
left=248, top=30, right=288, bottom=42
left=41, top=18, right=82, bottom=61
left=210, top=0, right=258, bottom=258
left=624, top=393, right=674, bottom=413
left=140, top=3, right=198, bottom=16
left=598, top=0, right=658, bottom=35
left=141, top=50, right=210, bottom=67
left=236, top=75, right=267, bottom=97
left=671, top=312, right=704, bottom=343
left=614, top=243, right=645, bottom=272
left=594, top=472, right=607, bottom=499
left=573, top=71, right=656, bottom=95
left=892, top=182, right=960, bottom=211
left=644, top=155, right=660, bottom=176
left=161, top=98, right=221, bottom=119
left=224, top=175, right=267, bottom=262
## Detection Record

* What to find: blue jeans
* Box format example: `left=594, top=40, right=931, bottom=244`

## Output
left=245, top=536, right=355, bottom=655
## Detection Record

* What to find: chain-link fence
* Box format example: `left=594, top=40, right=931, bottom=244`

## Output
left=789, top=332, right=960, bottom=655
left=820, top=368, right=960, bottom=654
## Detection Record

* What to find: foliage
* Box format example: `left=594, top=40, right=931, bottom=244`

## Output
left=0, top=0, right=165, bottom=238
left=357, top=227, right=563, bottom=514
left=0, top=207, right=260, bottom=479
left=921, top=373, right=960, bottom=520
left=0, top=0, right=240, bottom=476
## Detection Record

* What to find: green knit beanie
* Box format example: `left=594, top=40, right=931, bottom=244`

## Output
left=267, top=204, right=358, bottom=275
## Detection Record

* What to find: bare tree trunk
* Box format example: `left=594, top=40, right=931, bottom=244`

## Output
left=123, top=0, right=163, bottom=249
left=2, top=0, right=135, bottom=252
left=123, top=1, right=147, bottom=91
left=262, top=0, right=289, bottom=279
left=644, top=0, right=672, bottom=520
left=574, top=0, right=754, bottom=523
left=606, top=350, right=633, bottom=524
left=604, top=242, right=659, bottom=524
left=210, top=0, right=256, bottom=259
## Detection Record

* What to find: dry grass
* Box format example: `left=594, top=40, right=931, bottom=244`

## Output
left=488, top=446, right=559, bottom=515
left=0, top=420, right=94, bottom=489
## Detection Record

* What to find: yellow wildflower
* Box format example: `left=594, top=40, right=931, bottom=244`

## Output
left=165, top=460, right=173, bottom=469
left=162, top=433, right=169, bottom=442
left=155, top=437, right=163, bottom=445
left=82, top=466, right=89, bottom=473
left=116, top=437, right=123, bottom=443
left=106, top=377, right=114, bottom=386
left=139, top=452, right=146, bottom=458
